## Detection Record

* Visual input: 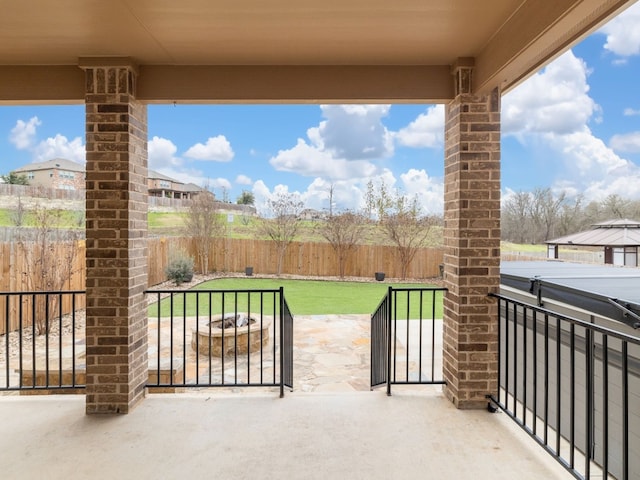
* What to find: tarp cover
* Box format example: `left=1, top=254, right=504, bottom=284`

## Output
left=501, top=261, right=640, bottom=329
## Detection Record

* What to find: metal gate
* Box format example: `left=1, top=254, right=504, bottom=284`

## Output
left=371, top=286, right=446, bottom=395
left=1, top=288, right=294, bottom=396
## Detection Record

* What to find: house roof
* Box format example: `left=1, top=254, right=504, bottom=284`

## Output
left=148, top=170, right=176, bottom=182
left=1, top=1, right=636, bottom=103
left=546, top=219, right=640, bottom=247
left=12, top=158, right=85, bottom=173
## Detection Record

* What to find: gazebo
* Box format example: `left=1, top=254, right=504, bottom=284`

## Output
left=546, top=219, right=640, bottom=266
left=1, top=0, right=638, bottom=415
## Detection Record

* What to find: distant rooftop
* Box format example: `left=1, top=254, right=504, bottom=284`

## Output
left=546, top=219, right=640, bottom=247
left=12, top=158, right=85, bottom=173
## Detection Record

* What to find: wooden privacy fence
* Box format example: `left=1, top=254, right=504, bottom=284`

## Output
left=2, top=237, right=445, bottom=289
left=1, top=237, right=444, bottom=334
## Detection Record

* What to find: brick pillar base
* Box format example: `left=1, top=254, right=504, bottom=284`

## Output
left=82, top=60, right=148, bottom=414
left=442, top=86, right=501, bottom=409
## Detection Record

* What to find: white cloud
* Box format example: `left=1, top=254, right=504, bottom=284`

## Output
left=624, top=108, right=640, bottom=116
left=270, top=105, right=394, bottom=182
left=316, top=105, right=394, bottom=160
left=208, top=177, right=232, bottom=191
left=270, top=138, right=378, bottom=180
left=395, top=105, right=445, bottom=148
left=148, top=136, right=183, bottom=170
left=235, top=174, right=252, bottom=185
left=503, top=51, right=596, bottom=136
left=184, top=135, right=234, bottom=162
left=502, top=47, right=640, bottom=204
left=599, top=3, right=640, bottom=57
left=33, top=134, right=85, bottom=164
left=548, top=129, right=629, bottom=177
left=610, top=132, right=640, bottom=153
left=9, top=116, right=85, bottom=163
left=10, top=117, right=41, bottom=149
left=399, top=169, right=444, bottom=214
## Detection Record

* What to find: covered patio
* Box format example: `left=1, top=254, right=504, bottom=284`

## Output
left=1, top=1, right=639, bottom=479
left=0, top=391, right=570, bottom=479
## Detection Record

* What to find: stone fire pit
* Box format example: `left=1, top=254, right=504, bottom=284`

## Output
left=191, top=313, right=271, bottom=357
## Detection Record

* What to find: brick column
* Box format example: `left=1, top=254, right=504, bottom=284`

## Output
left=82, top=60, right=148, bottom=414
left=442, top=61, right=501, bottom=409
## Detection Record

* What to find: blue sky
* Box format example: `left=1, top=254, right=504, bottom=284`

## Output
left=1, top=4, right=639, bottom=215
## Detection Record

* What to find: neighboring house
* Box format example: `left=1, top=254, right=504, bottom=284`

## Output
left=147, top=170, right=204, bottom=199
left=10, top=159, right=203, bottom=199
left=11, top=158, right=85, bottom=190
left=300, top=208, right=327, bottom=221
left=546, top=219, right=640, bottom=266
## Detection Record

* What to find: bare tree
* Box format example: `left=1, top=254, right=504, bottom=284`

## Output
left=319, top=211, right=367, bottom=278
left=602, top=194, right=630, bottom=219
left=370, top=181, right=437, bottom=279
left=531, top=188, right=566, bottom=242
left=10, top=194, right=26, bottom=227
left=502, top=191, right=532, bottom=243
left=556, top=194, right=584, bottom=237
left=183, top=190, right=226, bottom=274
left=17, top=202, right=80, bottom=334
left=258, top=193, right=304, bottom=275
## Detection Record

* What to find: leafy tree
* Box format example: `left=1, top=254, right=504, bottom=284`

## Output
left=236, top=190, right=255, bottom=205
left=183, top=190, right=226, bottom=274
left=1, top=172, right=29, bottom=185
left=258, top=193, right=304, bottom=275
left=319, top=211, right=368, bottom=278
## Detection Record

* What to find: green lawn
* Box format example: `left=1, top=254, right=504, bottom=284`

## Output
left=149, top=278, right=444, bottom=318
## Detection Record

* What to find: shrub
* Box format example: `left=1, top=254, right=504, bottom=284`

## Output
left=165, top=252, right=195, bottom=285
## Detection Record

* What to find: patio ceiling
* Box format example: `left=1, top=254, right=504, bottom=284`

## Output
left=0, top=0, right=637, bottom=103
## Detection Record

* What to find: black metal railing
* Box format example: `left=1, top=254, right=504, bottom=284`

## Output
left=145, top=287, right=294, bottom=396
left=371, top=286, right=446, bottom=395
left=490, top=293, right=640, bottom=480
left=0, top=290, right=86, bottom=391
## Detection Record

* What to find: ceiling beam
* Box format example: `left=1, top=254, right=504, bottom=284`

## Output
left=474, top=0, right=636, bottom=94
left=0, top=66, right=85, bottom=104
left=1, top=64, right=454, bottom=104
left=137, top=65, right=454, bottom=104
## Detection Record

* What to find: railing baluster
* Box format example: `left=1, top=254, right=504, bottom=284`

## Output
left=622, top=341, right=628, bottom=480
left=602, top=334, right=609, bottom=479
left=555, top=315, right=561, bottom=457
left=71, top=293, right=76, bottom=387
left=523, top=305, right=528, bottom=428
left=544, top=312, right=549, bottom=447
left=31, top=293, right=36, bottom=389
left=195, top=292, right=200, bottom=386
left=569, top=323, right=575, bottom=469
left=532, top=309, right=537, bottom=437
left=585, top=327, right=592, bottom=479
left=488, top=293, right=640, bottom=480
left=247, top=291, right=251, bottom=384
left=4, top=293, right=9, bottom=389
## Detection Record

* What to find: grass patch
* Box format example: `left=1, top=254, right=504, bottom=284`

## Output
left=149, top=278, right=444, bottom=317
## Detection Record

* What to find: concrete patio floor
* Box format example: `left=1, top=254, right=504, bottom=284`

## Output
left=0, top=388, right=573, bottom=480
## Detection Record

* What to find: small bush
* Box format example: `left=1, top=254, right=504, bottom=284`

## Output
left=165, top=253, right=195, bottom=285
